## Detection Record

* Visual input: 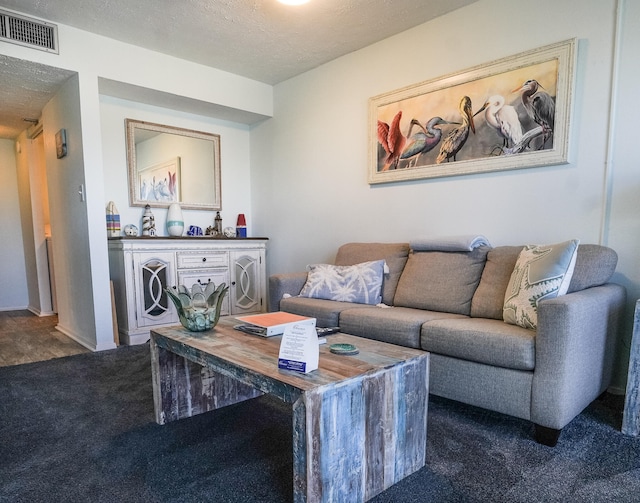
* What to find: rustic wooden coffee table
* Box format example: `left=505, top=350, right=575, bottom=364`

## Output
left=150, top=318, right=429, bottom=502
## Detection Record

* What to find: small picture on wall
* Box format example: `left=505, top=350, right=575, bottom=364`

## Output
left=55, top=129, right=67, bottom=159
left=138, top=157, right=181, bottom=203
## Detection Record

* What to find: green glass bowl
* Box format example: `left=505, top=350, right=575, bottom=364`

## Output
left=165, top=282, right=229, bottom=332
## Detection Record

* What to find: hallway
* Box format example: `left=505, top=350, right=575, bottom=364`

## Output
left=0, top=310, right=88, bottom=367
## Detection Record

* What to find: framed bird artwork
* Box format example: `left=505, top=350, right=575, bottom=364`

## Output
left=137, top=157, right=182, bottom=204
left=368, top=38, right=576, bottom=185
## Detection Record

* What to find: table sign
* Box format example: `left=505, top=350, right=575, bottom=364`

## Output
left=278, top=318, right=318, bottom=373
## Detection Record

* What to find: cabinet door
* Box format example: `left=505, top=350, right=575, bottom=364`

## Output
left=230, top=250, right=264, bottom=314
left=133, top=252, right=178, bottom=328
left=177, top=269, right=230, bottom=316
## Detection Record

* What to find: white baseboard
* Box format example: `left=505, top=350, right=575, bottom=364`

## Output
left=27, top=306, right=56, bottom=317
left=55, top=323, right=117, bottom=352
left=0, top=305, right=29, bottom=312
left=121, top=331, right=150, bottom=345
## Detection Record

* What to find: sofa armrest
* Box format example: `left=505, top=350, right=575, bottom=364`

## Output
left=532, top=283, right=626, bottom=429
left=268, top=272, right=308, bottom=312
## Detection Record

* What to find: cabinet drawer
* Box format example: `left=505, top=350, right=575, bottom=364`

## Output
left=177, top=251, right=228, bottom=269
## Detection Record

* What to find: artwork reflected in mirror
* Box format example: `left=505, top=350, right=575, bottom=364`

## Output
left=126, top=119, right=221, bottom=210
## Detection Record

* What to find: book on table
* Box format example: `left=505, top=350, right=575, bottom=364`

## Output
left=235, top=311, right=316, bottom=337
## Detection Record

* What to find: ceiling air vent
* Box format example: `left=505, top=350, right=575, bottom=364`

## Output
left=0, top=9, right=58, bottom=53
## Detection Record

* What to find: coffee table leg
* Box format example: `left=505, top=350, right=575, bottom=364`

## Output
left=150, top=333, right=262, bottom=425
left=292, top=356, right=428, bottom=502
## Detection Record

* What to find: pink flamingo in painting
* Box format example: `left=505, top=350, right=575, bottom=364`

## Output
left=377, top=110, right=407, bottom=171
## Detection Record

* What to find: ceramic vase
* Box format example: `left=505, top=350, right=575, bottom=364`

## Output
left=166, top=203, right=184, bottom=237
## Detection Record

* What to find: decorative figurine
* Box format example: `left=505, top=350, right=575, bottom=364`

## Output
left=223, top=227, right=236, bottom=238
left=214, top=211, right=223, bottom=235
left=205, top=225, right=217, bottom=236
left=142, top=204, right=156, bottom=236
left=106, top=201, right=120, bottom=237
left=187, top=225, right=203, bottom=236
left=123, top=224, right=138, bottom=236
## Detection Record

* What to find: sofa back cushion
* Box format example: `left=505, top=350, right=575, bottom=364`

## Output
left=393, top=247, right=489, bottom=315
left=470, top=243, right=618, bottom=320
left=567, top=244, right=618, bottom=293
left=334, top=242, right=410, bottom=305
left=471, top=246, right=522, bottom=319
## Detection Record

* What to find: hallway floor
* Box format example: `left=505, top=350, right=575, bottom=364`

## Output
left=0, top=310, right=89, bottom=367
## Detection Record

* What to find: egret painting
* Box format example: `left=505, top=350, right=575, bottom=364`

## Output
left=138, top=157, right=181, bottom=203
left=369, top=39, right=576, bottom=185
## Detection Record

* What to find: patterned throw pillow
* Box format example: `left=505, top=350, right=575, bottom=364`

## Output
left=298, top=260, right=385, bottom=305
left=503, top=240, right=580, bottom=329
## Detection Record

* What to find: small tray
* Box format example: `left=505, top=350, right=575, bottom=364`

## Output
left=329, top=343, right=359, bottom=355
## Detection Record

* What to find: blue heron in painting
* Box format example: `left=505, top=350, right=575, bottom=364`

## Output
left=513, top=79, right=555, bottom=148
left=400, top=117, right=458, bottom=167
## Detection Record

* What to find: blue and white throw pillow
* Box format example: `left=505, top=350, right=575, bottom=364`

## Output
left=503, top=239, right=579, bottom=329
left=299, top=260, right=385, bottom=305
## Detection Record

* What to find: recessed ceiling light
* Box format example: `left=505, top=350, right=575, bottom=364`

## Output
left=278, top=0, right=310, bottom=5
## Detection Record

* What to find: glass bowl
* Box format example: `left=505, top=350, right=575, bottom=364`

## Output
left=165, top=282, right=229, bottom=332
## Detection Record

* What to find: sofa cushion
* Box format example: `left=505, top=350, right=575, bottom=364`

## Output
left=334, top=242, right=409, bottom=305
left=503, top=240, right=579, bottom=330
left=298, top=260, right=385, bottom=305
left=421, top=317, right=536, bottom=371
left=339, top=306, right=467, bottom=349
left=567, top=244, right=618, bottom=293
left=470, top=246, right=522, bottom=320
left=279, top=297, right=370, bottom=328
left=393, top=247, right=489, bottom=315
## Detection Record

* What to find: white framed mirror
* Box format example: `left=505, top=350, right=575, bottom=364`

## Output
left=125, top=119, right=221, bottom=210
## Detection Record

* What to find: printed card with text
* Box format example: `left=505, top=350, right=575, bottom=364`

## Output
left=278, top=319, right=318, bottom=373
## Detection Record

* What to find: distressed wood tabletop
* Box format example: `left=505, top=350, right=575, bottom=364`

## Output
left=152, top=316, right=428, bottom=401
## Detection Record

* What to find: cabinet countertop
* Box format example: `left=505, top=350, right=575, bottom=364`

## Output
left=108, top=236, right=269, bottom=241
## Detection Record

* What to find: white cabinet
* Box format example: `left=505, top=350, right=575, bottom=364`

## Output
left=109, top=238, right=267, bottom=345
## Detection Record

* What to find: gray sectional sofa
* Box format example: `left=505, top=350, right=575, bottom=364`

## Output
left=268, top=240, right=626, bottom=446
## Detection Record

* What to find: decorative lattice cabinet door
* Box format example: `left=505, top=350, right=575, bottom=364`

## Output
left=230, top=249, right=264, bottom=314
left=133, top=252, right=178, bottom=328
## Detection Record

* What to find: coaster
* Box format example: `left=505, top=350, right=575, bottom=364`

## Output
left=329, top=343, right=359, bottom=355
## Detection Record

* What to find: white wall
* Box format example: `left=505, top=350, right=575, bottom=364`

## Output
left=0, top=139, right=28, bottom=310
left=100, top=97, right=253, bottom=235
left=14, top=132, right=54, bottom=316
left=606, top=0, right=640, bottom=385
left=0, top=16, right=273, bottom=351
left=251, top=0, right=637, bottom=390
left=41, top=74, right=103, bottom=349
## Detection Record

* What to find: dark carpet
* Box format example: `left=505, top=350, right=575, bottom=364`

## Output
left=1, top=344, right=639, bottom=502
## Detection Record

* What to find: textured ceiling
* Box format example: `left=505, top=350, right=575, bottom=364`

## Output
left=0, top=56, right=75, bottom=139
left=0, top=0, right=478, bottom=139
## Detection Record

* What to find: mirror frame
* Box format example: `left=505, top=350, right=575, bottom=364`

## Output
left=125, top=119, right=222, bottom=210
